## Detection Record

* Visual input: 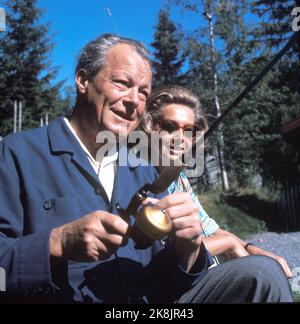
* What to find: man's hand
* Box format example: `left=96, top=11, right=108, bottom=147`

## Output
left=49, top=211, right=129, bottom=262
left=148, top=192, right=203, bottom=272
left=246, top=245, right=293, bottom=278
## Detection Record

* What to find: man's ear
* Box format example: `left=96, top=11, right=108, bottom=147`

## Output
left=75, top=69, right=89, bottom=94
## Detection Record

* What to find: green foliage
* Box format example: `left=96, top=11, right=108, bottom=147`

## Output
left=151, top=9, right=186, bottom=88
left=198, top=189, right=267, bottom=239
left=0, top=0, right=69, bottom=136
left=229, top=0, right=300, bottom=185
left=223, top=65, right=300, bottom=186
left=169, top=0, right=300, bottom=189
left=251, top=0, right=298, bottom=47
left=293, top=291, right=300, bottom=303
left=250, top=0, right=300, bottom=101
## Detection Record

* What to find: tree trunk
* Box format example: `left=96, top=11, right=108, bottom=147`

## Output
left=205, top=8, right=230, bottom=191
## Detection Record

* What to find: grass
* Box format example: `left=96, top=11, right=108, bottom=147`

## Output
left=221, top=188, right=285, bottom=232
left=198, top=189, right=268, bottom=239
left=293, top=291, right=300, bottom=303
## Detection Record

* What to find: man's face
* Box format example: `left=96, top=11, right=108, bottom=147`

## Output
left=78, top=44, right=152, bottom=137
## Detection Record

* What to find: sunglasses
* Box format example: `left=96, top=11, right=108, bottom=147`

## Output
left=159, top=120, right=203, bottom=138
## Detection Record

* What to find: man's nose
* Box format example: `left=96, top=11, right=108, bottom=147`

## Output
left=124, top=88, right=139, bottom=109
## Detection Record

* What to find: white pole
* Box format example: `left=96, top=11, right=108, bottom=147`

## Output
left=13, top=100, right=17, bottom=133
left=18, top=101, right=22, bottom=132
left=205, top=9, right=230, bottom=191
left=45, top=112, right=49, bottom=126
left=40, top=117, right=44, bottom=127
left=0, top=7, right=6, bottom=32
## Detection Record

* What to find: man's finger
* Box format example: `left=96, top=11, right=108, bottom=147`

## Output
left=102, top=233, right=129, bottom=248
left=99, top=212, right=130, bottom=236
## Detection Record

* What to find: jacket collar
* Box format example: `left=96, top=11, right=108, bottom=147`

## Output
left=47, top=117, right=141, bottom=170
left=47, top=117, right=101, bottom=186
left=48, top=116, right=78, bottom=155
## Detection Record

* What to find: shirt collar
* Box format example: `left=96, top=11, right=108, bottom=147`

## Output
left=63, top=117, right=119, bottom=168
left=47, top=116, right=140, bottom=170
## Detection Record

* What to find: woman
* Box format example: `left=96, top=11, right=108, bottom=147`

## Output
left=141, top=85, right=292, bottom=277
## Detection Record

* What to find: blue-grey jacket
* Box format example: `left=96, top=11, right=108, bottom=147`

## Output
left=0, top=117, right=210, bottom=303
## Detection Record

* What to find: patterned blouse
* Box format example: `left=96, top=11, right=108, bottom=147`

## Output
left=168, top=171, right=219, bottom=237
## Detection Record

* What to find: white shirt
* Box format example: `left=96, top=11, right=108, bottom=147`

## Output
left=64, top=118, right=118, bottom=201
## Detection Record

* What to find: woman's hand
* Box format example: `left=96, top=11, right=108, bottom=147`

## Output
left=246, top=245, right=293, bottom=278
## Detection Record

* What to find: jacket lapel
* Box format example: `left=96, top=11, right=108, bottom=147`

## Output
left=110, top=146, right=141, bottom=209
left=111, top=165, right=133, bottom=208
left=47, top=117, right=103, bottom=193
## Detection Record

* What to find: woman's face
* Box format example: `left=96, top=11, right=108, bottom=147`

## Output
left=153, top=103, right=198, bottom=165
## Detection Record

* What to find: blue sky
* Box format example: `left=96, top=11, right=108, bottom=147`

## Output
left=1, top=0, right=259, bottom=90
left=36, top=0, right=207, bottom=89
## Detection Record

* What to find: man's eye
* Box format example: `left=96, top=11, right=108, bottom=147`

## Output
left=115, top=80, right=128, bottom=87
left=139, top=91, right=149, bottom=101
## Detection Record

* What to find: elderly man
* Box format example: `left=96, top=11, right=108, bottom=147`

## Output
left=0, top=34, right=292, bottom=304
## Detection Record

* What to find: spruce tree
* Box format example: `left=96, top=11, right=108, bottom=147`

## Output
left=251, top=0, right=300, bottom=93
left=251, top=0, right=298, bottom=46
left=151, top=9, right=186, bottom=88
left=0, top=0, right=65, bottom=136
